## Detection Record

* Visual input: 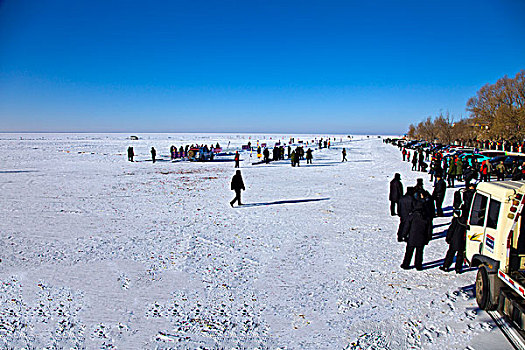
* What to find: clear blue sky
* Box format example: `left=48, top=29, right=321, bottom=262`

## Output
left=1, top=0, right=524, bottom=134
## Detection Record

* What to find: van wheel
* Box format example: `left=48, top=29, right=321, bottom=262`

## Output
left=476, top=266, right=497, bottom=311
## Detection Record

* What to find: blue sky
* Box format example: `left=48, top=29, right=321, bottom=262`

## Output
left=0, top=0, right=524, bottom=134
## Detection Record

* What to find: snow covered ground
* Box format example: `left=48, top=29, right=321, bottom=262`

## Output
left=0, top=133, right=513, bottom=349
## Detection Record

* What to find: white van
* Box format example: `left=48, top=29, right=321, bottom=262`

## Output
left=465, top=180, right=525, bottom=329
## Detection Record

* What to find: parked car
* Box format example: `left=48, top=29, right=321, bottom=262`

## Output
left=489, top=155, right=525, bottom=174
left=480, top=150, right=506, bottom=158
left=459, top=153, right=491, bottom=166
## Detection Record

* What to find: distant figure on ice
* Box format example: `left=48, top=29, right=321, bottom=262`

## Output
left=389, top=173, right=403, bottom=216
left=263, top=148, right=270, bottom=163
left=400, top=199, right=431, bottom=271
left=151, top=147, right=156, bottom=163
left=342, top=148, right=347, bottom=162
left=290, top=150, right=296, bottom=167
left=127, top=146, right=134, bottom=162
left=306, top=148, right=313, bottom=164
left=234, top=151, right=240, bottom=168
left=230, top=170, right=245, bottom=207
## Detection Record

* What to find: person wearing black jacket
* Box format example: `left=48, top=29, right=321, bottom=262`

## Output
left=389, top=173, right=403, bottom=216
left=439, top=214, right=467, bottom=273
left=127, top=146, right=134, bottom=162
left=418, top=151, right=424, bottom=171
left=151, top=147, right=156, bottom=163
left=432, top=175, right=447, bottom=217
left=263, top=148, right=270, bottom=163
left=400, top=199, right=432, bottom=271
left=230, top=170, right=246, bottom=207
left=397, top=187, right=415, bottom=242
left=461, top=183, right=476, bottom=221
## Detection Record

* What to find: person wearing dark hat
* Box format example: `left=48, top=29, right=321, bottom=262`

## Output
left=230, top=170, right=245, bottom=207
left=389, top=173, right=403, bottom=216
left=400, top=196, right=432, bottom=270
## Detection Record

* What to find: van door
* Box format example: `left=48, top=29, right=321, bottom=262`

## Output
left=483, top=197, right=501, bottom=261
left=465, top=193, right=489, bottom=262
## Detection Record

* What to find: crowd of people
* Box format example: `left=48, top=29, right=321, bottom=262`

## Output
left=400, top=146, right=525, bottom=185
left=388, top=139, right=525, bottom=273
left=390, top=171, right=476, bottom=273
left=126, top=143, right=222, bottom=163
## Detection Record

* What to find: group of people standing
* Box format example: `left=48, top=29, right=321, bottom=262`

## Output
left=390, top=175, right=435, bottom=270
left=389, top=172, right=471, bottom=273
left=127, top=143, right=222, bottom=163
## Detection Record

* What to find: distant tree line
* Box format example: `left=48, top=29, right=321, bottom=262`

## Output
left=407, top=70, right=525, bottom=143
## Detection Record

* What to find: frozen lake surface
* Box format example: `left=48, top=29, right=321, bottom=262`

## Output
left=0, top=133, right=512, bottom=349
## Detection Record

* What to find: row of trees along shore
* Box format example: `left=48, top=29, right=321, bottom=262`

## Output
left=407, top=70, right=525, bottom=145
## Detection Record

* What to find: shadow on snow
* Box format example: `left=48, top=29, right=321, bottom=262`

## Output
left=239, top=197, right=330, bottom=207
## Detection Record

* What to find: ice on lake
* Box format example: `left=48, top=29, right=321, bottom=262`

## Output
left=0, top=133, right=510, bottom=349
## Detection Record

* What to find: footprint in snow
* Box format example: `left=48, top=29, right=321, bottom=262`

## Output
left=465, top=309, right=477, bottom=320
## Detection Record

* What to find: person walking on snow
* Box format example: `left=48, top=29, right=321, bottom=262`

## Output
left=389, top=173, right=403, bottom=216
left=342, top=148, right=347, bottom=162
left=230, top=170, right=245, bottom=207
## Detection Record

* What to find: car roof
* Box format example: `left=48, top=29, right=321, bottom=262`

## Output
left=477, top=180, right=525, bottom=201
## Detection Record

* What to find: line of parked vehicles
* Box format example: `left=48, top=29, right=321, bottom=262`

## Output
left=392, top=138, right=525, bottom=179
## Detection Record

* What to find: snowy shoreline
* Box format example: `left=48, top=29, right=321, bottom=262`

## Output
left=0, top=134, right=512, bottom=349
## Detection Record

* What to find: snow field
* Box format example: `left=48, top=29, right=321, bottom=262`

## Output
left=0, top=133, right=511, bottom=349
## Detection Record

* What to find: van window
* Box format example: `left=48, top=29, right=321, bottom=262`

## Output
left=486, top=199, right=501, bottom=229
left=470, top=193, right=488, bottom=227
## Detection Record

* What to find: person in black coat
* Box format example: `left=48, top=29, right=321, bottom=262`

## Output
left=127, top=146, right=134, bottom=162
left=230, top=170, right=246, bottom=207
left=263, top=148, right=270, bottom=163
left=439, top=214, right=467, bottom=273
left=418, top=151, right=424, bottom=171
left=432, top=175, right=447, bottom=217
left=389, top=173, right=403, bottom=216
left=397, top=187, right=415, bottom=242
left=400, top=199, right=432, bottom=270
left=151, top=147, right=156, bottom=163
left=461, top=183, right=476, bottom=220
